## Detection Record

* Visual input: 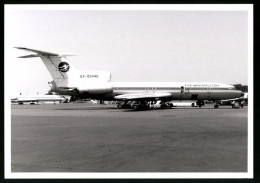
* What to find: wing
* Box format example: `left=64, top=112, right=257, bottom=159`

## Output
left=114, top=92, right=172, bottom=100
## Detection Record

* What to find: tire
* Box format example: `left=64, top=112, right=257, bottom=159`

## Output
left=233, top=102, right=240, bottom=109
left=214, top=104, right=219, bottom=108
left=117, top=104, right=122, bottom=109
left=132, top=105, right=138, bottom=110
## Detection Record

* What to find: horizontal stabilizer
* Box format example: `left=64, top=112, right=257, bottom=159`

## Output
left=18, top=54, right=41, bottom=58
left=15, top=47, right=75, bottom=58
left=115, top=92, right=171, bottom=100
left=15, top=47, right=59, bottom=56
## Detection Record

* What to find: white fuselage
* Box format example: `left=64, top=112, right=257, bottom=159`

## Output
left=111, top=82, right=242, bottom=100
left=54, top=81, right=243, bottom=101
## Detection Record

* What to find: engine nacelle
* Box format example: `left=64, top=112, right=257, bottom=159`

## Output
left=78, top=82, right=113, bottom=94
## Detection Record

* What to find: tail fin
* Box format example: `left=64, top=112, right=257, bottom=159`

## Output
left=16, top=47, right=112, bottom=92
left=15, top=47, right=78, bottom=88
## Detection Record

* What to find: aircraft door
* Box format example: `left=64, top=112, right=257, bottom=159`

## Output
left=181, top=86, right=184, bottom=94
left=181, top=86, right=188, bottom=94
left=181, top=86, right=189, bottom=99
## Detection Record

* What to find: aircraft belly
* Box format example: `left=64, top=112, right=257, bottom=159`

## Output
left=171, top=91, right=181, bottom=99
left=196, top=92, right=210, bottom=100
left=180, top=94, right=192, bottom=100
left=210, top=90, right=242, bottom=100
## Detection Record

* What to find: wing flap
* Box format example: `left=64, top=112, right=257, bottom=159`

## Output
left=115, top=92, right=171, bottom=100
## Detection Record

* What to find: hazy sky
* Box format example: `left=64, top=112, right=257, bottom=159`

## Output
left=5, top=5, right=251, bottom=97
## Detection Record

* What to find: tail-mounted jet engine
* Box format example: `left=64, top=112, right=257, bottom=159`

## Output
left=48, top=80, right=78, bottom=95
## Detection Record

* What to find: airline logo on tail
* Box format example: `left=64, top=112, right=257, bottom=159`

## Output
left=58, top=62, right=70, bottom=72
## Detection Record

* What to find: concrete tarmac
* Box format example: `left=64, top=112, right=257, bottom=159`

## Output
left=11, top=103, right=248, bottom=172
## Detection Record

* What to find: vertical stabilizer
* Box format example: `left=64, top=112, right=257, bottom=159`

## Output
left=15, top=47, right=78, bottom=88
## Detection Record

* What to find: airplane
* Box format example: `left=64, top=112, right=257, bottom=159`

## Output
left=11, top=94, right=66, bottom=105
left=15, top=47, right=244, bottom=110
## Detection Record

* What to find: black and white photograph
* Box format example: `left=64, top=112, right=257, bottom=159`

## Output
left=4, top=4, right=253, bottom=179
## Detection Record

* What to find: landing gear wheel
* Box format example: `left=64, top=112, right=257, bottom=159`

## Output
left=117, top=104, right=122, bottom=109
left=214, top=104, right=219, bottom=108
left=132, top=105, right=138, bottom=110
left=233, top=102, right=240, bottom=109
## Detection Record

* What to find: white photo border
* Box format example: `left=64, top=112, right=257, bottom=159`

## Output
left=4, top=4, right=254, bottom=179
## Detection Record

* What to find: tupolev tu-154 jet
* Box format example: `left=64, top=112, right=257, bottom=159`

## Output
left=15, top=47, right=244, bottom=109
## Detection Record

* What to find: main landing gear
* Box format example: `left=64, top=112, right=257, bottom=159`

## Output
left=196, top=100, right=205, bottom=108
left=117, top=101, right=131, bottom=109
left=117, top=100, right=172, bottom=110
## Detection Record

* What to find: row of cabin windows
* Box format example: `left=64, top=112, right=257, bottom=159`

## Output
left=113, top=87, right=230, bottom=90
